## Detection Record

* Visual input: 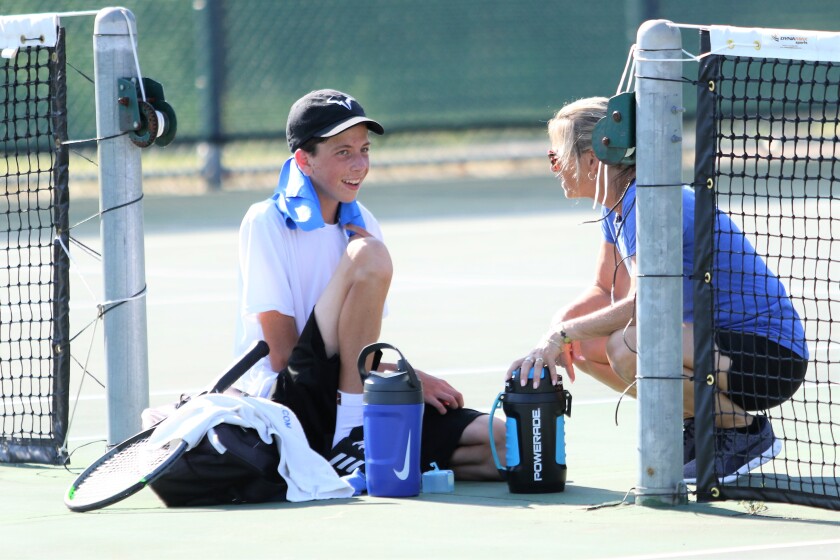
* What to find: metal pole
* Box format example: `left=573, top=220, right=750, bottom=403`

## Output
left=634, top=19, right=686, bottom=506
left=194, top=0, right=224, bottom=191
left=93, top=7, right=149, bottom=445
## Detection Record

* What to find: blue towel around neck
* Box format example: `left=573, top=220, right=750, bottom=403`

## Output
left=271, top=157, right=365, bottom=236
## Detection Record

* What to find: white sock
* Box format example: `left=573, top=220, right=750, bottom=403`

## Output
left=333, top=391, right=364, bottom=447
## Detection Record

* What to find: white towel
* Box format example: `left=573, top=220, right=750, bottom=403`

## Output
left=147, top=394, right=354, bottom=502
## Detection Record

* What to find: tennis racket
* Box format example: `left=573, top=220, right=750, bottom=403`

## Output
left=64, top=340, right=269, bottom=512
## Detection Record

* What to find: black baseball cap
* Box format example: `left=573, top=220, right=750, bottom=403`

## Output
left=286, top=89, right=384, bottom=153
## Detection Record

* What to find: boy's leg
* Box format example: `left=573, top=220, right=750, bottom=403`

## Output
left=314, top=236, right=392, bottom=394
left=448, top=416, right=506, bottom=481
left=271, top=236, right=392, bottom=458
left=420, top=407, right=505, bottom=481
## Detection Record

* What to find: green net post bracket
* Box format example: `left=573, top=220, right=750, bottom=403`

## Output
left=117, top=77, right=177, bottom=148
left=592, top=92, right=635, bottom=165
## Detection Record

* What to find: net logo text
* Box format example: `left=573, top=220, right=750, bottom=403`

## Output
left=771, top=34, right=808, bottom=47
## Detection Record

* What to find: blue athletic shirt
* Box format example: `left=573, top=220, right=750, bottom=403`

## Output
left=600, top=181, right=808, bottom=359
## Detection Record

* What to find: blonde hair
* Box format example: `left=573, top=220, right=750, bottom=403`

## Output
left=547, top=97, right=635, bottom=189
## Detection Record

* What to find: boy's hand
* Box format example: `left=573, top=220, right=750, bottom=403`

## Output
left=344, top=224, right=373, bottom=238
left=416, top=369, right=464, bottom=414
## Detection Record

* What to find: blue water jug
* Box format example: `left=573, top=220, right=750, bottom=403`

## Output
left=489, top=365, right=572, bottom=493
left=358, top=342, right=424, bottom=497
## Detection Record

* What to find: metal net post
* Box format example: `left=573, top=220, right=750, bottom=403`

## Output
left=634, top=19, right=686, bottom=506
left=93, top=8, right=149, bottom=445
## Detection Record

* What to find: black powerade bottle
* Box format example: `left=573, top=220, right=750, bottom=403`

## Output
left=489, top=365, right=572, bottom=493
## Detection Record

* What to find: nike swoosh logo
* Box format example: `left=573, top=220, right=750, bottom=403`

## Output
left=393, top=430, right=412, bottom=480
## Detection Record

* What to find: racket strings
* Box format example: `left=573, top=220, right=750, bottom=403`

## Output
left=68, top=436, right=179, bottom=505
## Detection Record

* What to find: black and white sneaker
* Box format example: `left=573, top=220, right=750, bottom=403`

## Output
left=327, top=426, right=365, bottom=477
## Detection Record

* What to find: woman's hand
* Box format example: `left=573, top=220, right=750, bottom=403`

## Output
left=506, top=336, right=577, bottom=388
left=558, top=340, right=578, bottom=383
left=506, top=338, right=560, bottom=389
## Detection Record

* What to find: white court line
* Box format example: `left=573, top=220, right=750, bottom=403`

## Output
left=66, top=273, right=580, bottom=308
left=69, top=387, right=618, bottom=407
left=595, top=538, right=840, bottom=560
left=66, top=394, right=615, bottom=443
left=391, top=275, right=585, bottom=289
left=61, top=268, right=576, bottom=287
left=60, top=365, right=547, bottom=402
left=58, top=266, right=236, bottom=279
left=70, top=293, right=236, bottom=309
left=63, top=367, right=826, bottom=441
left=66, top=366, right=618, bottom=442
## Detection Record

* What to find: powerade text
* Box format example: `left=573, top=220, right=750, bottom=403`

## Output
left=532, top=409, right=542, bottom=481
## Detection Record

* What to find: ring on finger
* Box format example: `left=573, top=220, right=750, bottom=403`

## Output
left=535, top=357, right=544, bottom=362
left=523, top=356, right=533, bottom=362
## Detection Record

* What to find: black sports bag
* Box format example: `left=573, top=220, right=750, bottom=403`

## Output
left=149, top=423, right=287, bottom=507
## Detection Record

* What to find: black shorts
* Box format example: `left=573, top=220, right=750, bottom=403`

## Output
left=271, top=312, right=484, bottom=468
left=715, top=329, right=808, bottom=411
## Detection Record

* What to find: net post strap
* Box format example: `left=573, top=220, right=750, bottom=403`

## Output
left=692, top=28, right=721, bottom=503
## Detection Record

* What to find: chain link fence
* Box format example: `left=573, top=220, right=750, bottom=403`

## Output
left=3, top=0, right=838, bottom=192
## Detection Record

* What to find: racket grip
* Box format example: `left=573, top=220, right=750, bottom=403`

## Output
left=207, top=340, right=270, bottom=394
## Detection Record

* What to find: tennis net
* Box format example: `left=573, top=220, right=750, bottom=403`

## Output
left=693, top=25, right=840, bottom=510
left=0, top=20, right=70, bottom=465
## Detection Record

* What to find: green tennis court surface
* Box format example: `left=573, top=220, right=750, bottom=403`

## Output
left=2, top=177, right=839, bottom=559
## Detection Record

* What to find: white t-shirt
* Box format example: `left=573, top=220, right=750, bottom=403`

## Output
left=234, top=198, right=384, bottom=396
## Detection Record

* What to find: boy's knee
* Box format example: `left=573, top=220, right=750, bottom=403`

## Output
left=347, top=237, right=392, bottom=282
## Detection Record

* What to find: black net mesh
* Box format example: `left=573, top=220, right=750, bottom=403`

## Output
left=695, top=47, right=840, bottom=509
left=0, top=30, right=70, bottom=465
